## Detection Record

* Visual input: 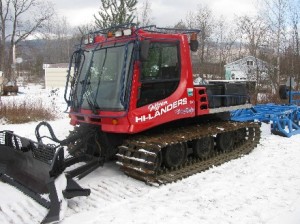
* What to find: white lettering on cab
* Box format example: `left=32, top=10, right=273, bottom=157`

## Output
left=135, top=98, right=188, bottom=123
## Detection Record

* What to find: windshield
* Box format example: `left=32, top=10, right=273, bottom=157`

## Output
left=74, top=42, right=134, bottom=111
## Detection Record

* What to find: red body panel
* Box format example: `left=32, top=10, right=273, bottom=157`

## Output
left=127, top=32, right=197, bottom=133
left=69, top=29, right=210, bottom=134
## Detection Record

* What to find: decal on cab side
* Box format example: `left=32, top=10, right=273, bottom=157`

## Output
left=135, top=98, right=190, bottom=123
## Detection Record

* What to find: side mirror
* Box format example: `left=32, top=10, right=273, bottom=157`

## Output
left=140, top=40, right=150, bottom=61
left=190, top=32, right=199, bottom=52
left=190, top=39, right=199, bottom=52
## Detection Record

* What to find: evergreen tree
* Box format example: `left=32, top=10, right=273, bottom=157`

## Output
left=94, top=0, right=137, bottom=29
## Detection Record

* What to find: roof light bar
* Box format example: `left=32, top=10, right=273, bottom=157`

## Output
left=123, top=29, right=132, bottom=36
left=115, top=30, right=123, bottom=37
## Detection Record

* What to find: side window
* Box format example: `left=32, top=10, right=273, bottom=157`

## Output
left=141, top=42, right=179, bottom=81
left=137, top=42, right=180, bottom=107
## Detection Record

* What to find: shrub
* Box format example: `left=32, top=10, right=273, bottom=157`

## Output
left=0, top=98, right=58, bottom=124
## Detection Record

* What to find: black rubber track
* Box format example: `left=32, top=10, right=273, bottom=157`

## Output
left=116, top=121, right=261, bottom=185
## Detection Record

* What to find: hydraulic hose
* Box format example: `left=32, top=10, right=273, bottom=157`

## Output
left=35, top=121, right=62, bottom=144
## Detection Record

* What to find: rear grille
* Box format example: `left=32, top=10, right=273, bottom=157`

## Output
left=0, top=132, right=5, bottom=145
left=0, top=131, right=23, bottom=151
left=0, top=131, right=56, bottom=164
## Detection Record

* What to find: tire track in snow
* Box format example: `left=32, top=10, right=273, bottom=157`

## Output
left=100, top=180, right=135, bottom=198
left=26, top=200, right=46, bottom=218
left=20, top=203, right=37, bottom=220
left=90, top=185, right=115, bottom=202
left=67, top=181, right=137, bottom=214
left=67, top=200, right=82, bottom=213
left=95, top=182, right=129, bottom=201
left=0, top=173, right=149, bottom=223
left=0, top=199, right=47, bottom=224
left=65, top=177, right=150, bottom=219
left=0, top=206, right=14, bottom=224
left=19, top=201, right=46, bottom=224
left=92, top=179, right=146, bottom=202
left=1, top=204, right=24, bottom=224
left=12, top=203, right=38, bottom=224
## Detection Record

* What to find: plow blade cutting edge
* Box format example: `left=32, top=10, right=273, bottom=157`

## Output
left=0, top=131, right=91, bottom=223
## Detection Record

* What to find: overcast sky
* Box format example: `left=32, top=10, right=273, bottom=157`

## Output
left=51, top=0, right=258, bottom=27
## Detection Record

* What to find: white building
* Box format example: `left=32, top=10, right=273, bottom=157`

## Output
left=43, top=63, right=71, bottom=88
left=224, top=56, right=269, bottom=81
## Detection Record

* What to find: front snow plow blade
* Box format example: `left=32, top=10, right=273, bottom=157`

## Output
left=0, top=131, right=91, bottom=223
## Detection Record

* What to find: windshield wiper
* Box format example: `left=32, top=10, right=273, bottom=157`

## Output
left=78, top=49, right=97, bottom=111
left=86, top=93, right=98, bottom=114
left=81, top=79, right=99, bottom=114
left=93, top=48, right=108, bottom=106
left=67, top=50, right=85, bottom=111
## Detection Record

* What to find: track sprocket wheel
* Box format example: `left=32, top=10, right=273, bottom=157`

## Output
left=66, top=124, right=100, bottom=157
left=192, top=137, right=214, bottom=159
left=216, top=131, right=234, bottom=152
left=163, top=143, right=188, bottom=168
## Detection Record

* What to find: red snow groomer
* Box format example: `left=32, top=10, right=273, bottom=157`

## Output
left=0, top=24, right=261, bottom=223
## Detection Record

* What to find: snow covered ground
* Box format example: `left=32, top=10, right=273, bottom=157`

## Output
left=0, top=85, right=300, bottom=224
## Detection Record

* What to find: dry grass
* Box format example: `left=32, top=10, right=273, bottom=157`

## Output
left=0, top=98, right=58, bottom=124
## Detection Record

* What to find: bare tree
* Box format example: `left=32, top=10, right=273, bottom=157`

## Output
left=43, top=16, right=73, bottom=63
left=259, top=0, right=289, bottom=88
left=236, top=15, right=277, bottom=101
left=288, top=0, right=300, bottom=88
left=138, top=0, right=152, bottom=27
left=186, top=4, right=215, bottom=76
left=0, top=0, right=54, bottom=82
left=77, top=23, right=96, bottom=36
left=0, top=0, right=10, bottom=76
left=174, top=20, right=186, bottom=29
left=215, top=17, right=237, bottom=78
left=237, top=15, right=270, bottom=57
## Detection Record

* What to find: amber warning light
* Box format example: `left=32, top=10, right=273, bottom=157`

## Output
left=83, top=28, right=134, bottom=45
left=191, top=32, right=197, bottom=41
